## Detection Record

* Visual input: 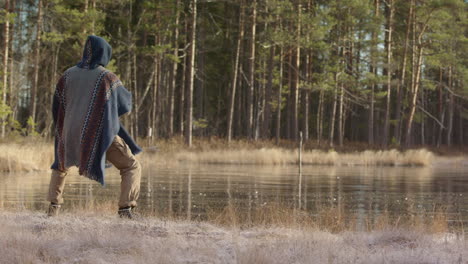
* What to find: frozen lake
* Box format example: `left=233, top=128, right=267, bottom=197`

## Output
left=1, top=164, right=468, bottom=228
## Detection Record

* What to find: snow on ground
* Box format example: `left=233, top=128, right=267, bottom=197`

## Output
left=0, top=210, right=466, bottom=264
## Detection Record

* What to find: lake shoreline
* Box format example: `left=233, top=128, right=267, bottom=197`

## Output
left=2, top=137, right=467, bottom=172
left=0, top=209, right=466, bottom=264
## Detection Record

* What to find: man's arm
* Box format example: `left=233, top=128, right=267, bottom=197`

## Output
left=115, top=85, right=132, bottom=117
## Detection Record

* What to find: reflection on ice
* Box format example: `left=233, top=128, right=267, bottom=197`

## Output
left=0, top=164, right=467, bottom=230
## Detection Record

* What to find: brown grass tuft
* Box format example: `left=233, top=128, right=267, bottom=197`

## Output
left=0, top=136, right=456, bottom=173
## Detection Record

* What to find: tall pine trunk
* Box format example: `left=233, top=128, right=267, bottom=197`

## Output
left=275, top=47, right=283, bottom=145
left=368, top=0, right=379, bottom=145
left=246, top=0, right=256, bottom=139
left=338, top=80, right=344, bottom=147
left=263, top=45, right=274, bottom=139
left=132, top=52, right=139, bottom=138
left=316, top=90, right=324, bottom=145
left=179, top=32, right=186, bottom=136
left=151, top=56, right=159, bottom=142
left=437, top=67, right=444, bottom=146
left=330, top=72, right=338, bottom=147
left=1, top=0, right=10, bottom=138
left=227, top=2, right=244, bottom=142
left=383, top=0, right=393, bottom=146
left=394, top=0, right=413, bottom=144
left=91, top=0, right=96, bottom=34
left=446, top=66, right=454, bottom=146
left=291, top=2, right=301, bottom=141
left=458, top=102, right=463, bottom=145
left=30, top=0, right=43, bottom=124
left=169, top=0, right=180, bottom=137
left=405, top=44, right=423, bottom=146
left=185, top=0, right=197, bottom=146
left=405, top=6, right=430, bottom=147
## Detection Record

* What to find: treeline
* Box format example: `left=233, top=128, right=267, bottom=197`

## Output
left=0, top=0, right=467, bottom=147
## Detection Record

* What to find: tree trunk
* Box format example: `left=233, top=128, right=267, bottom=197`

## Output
left=316, top=89, right=324, bottom=145
left=179, top=33, right=186, bottom=136
left=338, top=81, right=344, bottom=147
left=235, top=72, right=242, bottom=138
left=383, top=0, right=393, bottom=146
left=185, top=0, right=197, bottom=147
left=330, top=72, right=338, bottom=147
left=10, top=0, right=18, bottom=122
left=227, top=2, right=244, bottom=142
left=291, top=2, right=301, bottom=141
left=1, top=0, right=10, bottom=138
left=286, top=53, right=292, bottom=139
left=151, top=56, right=159, bottom=142
left=91, top=0, right=96, bottom=34
left=30, top=0, right=43, bottom=124
left=124, top=1, right=134, bottom=136
left=263, top=45, right=274, bottom=139
left=405, top=45, right=423, bottom=147
left=394, top=0, right=413, bottom=144
left=368, top=0, right=379, bottom=145
left=405, top=4, right=430, bottom=147
left=84, top=0, right=89, bottom=34
left=458, top=101, right=463, bottom=145
left=196, top=13, right=205, bottom=127
left=437, top=67, right=444, bottom=147
left=246, top=0, right=256, bottom=139
left=168, top=0, right=180, bottom=137
left=133, top=51, right=139, bottom=138
left=302, top=91, right=309, bottom=141
left=420, top=83, right=425, bottom=145
left=275, top=47, right=283, bottom=145
left=446, top=66, right=454, bottom=146
left=304, top=0, right=313, bottom=143
left=437, top=106, right=446, bottom=147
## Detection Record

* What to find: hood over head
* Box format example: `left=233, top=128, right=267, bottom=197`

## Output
left=77, top=35, right=112, bottom=69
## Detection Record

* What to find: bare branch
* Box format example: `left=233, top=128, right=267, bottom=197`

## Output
left=136, top=64, right=155, bottom=113
left=417, top=104, right=445, bottom=129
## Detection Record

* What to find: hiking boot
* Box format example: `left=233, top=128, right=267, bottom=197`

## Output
left=118, top=206, right=139, bottom=219
left=47, top=203, right=61, bottom=217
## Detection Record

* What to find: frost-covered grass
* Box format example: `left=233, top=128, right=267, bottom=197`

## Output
left=0, top=210, right=466, bottom=264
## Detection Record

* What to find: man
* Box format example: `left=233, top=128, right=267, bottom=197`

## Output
left=47, top=35, right=142, bottom=219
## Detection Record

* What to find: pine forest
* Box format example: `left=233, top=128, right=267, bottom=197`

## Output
left=0, top=0, right=467, bottom=148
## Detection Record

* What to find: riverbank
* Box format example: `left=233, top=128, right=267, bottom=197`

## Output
left=0, top=210, right=466, bottom=264
left=2, top=137, right=466, bottom=172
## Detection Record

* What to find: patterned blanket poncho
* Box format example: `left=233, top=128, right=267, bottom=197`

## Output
left=51, top=35, right=142, bottom=185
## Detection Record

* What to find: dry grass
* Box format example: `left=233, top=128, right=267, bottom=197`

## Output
left=19, top=199, right=459, bottom=236
left=0, top=141, right=54, bottom=172
left=0, top=209, right=466, bottom=264
left=204, top=203, right=461, bottom=235
left=170, top=148, right=435, bottom=166
left=1, top=136, right=463, bottom=172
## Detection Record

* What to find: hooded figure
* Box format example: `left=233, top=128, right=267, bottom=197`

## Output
left=48, top=36, right=142, bottom=218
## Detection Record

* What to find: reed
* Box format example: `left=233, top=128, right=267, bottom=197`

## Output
left=170, top=148, right=435, bottom=166
left=0, top=137, right=457, bottom=172
left=0, top=141, right=53, bottom=172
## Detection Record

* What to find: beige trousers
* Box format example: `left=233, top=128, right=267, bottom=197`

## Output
left=47, top=135, right=141, bottom=208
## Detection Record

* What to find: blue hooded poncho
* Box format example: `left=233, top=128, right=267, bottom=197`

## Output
left=51, top=35, right=142, bottom=185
